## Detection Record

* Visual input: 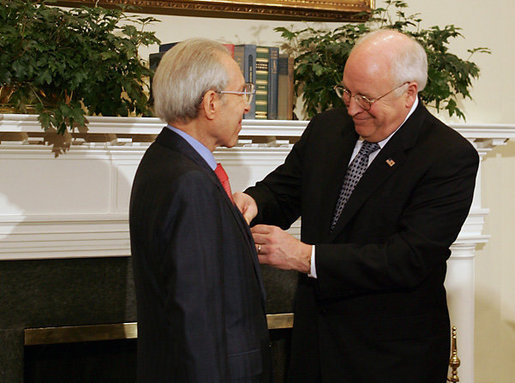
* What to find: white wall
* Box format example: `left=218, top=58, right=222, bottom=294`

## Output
left=385, top=2, right=515, bottom=382
left=476, top=141, right=515, bottom=383
left=133, top=2, right=515, bottom=381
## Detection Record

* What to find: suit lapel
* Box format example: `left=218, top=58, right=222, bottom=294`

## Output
left=155, top=127, right=212, bottom=171
left=319, top=127, right=358, bottom=236
left=156, top=128, right=267, bottom=304
left=156, top=128, right=237, bottom=209
left=230, top=206, right=268, bottom=303
left=216, top=190, right=268, bottom=306
left=214, top=189, right=268, bottom=305
left=328, top=102, right=428, bottom=239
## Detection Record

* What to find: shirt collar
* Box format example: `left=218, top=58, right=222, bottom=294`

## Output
left=167, top=125, right=217, bottom=170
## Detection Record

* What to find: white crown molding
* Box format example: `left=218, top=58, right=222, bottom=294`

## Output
left=0, top=213, right=130, bottom=260
left=0, top=209, right=488, bottom=261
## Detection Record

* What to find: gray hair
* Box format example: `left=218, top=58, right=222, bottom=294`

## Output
left=152, top=38, right=231, bottom=124
left=354, top=29, right=428, bottom=92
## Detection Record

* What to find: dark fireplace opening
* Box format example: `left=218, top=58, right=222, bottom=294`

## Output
left=24, top=329, right=291, bottom=383
left=25, top=339, right=137, bottom=383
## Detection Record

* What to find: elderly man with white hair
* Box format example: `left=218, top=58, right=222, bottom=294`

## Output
left=235, top=29, right=479, bottom=383
left=131, top=38, right=272, bottom=383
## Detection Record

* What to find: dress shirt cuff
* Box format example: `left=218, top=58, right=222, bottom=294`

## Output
left=308, top=245, right=317, bottom=278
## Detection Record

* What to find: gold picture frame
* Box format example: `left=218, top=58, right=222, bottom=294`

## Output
left=56, top=0, right=374, bottom=21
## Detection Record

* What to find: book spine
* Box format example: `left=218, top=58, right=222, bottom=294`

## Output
left=286, top=55, right=294, bottom=120
left=159, top=42, right=179, bottom=52
left=149, top=52, right=166, bottom=103
left=149, top=52, right=166, bottom=72
left=268, top=47, right=279, bottom=120
left=234, top=44, right=256, bottom=119
left=223, top=43, right=235, bottom=58
left=278, top=53, right=294, bottom=120
left=255, top=46, right=269, bottom=120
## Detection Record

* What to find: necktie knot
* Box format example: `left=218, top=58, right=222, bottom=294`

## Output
left=215, top=163, right=228, bottom=183
left=214, top=163, right=234, bottom=203
left=359, top=140, right=380, bottom=157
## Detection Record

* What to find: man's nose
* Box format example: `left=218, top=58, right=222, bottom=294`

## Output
left=346, top=97, right=363, bottom=116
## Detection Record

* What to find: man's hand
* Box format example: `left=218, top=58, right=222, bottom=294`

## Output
left=233, top=192, right=258, bottom=225
left=251, top=224, right=312, bottom=274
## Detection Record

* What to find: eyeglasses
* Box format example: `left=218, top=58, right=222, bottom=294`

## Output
left=217, top=83, right=255, bottom=105
left=334, top=82, right=409, bottom=111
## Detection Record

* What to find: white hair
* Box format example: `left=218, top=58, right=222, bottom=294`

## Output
left=354, top=29, right=428, bottom=92
left=152, top=38, right=231, bottom=124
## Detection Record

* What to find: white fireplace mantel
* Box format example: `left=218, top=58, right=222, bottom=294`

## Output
left=1, top=114, right=513, bottom=262
left=1, top=114, right=515, bottom=382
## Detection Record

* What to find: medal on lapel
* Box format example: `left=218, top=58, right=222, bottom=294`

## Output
left=386, top=158, right=396, bottom=167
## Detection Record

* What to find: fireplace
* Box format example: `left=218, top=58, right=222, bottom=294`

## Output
left=1, top=114, right=513, bottom=382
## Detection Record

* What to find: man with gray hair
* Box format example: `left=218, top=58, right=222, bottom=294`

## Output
left=234, top=29, right=479, bottom=382
left=130, top=38, right=271, bottom=383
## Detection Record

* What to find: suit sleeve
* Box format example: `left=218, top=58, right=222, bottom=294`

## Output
left=161, top=171, right=228, bottom=382
left=245, top=116, right=315, bottom=229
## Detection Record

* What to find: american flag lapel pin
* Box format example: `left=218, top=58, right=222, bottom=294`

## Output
left=386, top=158, right=396, bottom=167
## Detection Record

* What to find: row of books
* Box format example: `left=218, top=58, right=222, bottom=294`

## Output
left=149, top=42, right=294, bottom=120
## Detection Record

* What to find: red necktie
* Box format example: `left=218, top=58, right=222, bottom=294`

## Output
left=214, top=163, right=234, bottom=203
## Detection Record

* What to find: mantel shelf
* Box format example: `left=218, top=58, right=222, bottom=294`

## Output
left=1, top=114, right=515, bottom=145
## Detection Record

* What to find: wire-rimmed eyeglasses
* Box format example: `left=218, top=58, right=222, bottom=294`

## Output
left=218, top=82, right=255, bottom=105
left=334, top=82, right=410, bottom=111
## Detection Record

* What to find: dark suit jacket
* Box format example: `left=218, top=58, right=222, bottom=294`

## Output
left=245, top=102, right=479, bottom=383
left=130, top=128, right=272, bottom=383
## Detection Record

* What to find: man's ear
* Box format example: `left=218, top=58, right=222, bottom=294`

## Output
left=405, top=82, right=419, bottom=108
left=201, top=90, right=218, bottom=120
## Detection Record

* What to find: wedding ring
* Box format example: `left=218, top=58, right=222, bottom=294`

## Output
left=257, top=244, right=261, bottom=254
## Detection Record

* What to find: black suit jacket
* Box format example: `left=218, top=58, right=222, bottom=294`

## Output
left=130, top=128, right=272, bottom=383
left=246, top=102, right=479, bottom=383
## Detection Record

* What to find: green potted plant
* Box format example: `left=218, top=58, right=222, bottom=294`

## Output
left=0, top=0, right=159, bottom=152
left=276, top=0, right=490, bottom=120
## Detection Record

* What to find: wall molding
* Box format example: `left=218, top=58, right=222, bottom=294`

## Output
left=1, top=115, right=514, bottom=261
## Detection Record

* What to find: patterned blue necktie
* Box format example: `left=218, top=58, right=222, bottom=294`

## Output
left=331, top=141, right=380, bottom=230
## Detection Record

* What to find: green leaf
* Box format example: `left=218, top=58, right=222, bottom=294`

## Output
left=276, top=0, right=489, bottom=120
left=1, top=0, right=159, bottom=137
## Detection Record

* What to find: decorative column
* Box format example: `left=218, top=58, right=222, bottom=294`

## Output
left=445, top=124, right=515, bottom=383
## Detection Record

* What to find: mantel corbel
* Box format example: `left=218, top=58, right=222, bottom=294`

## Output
left=448, top=122, right=515, bottom=157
